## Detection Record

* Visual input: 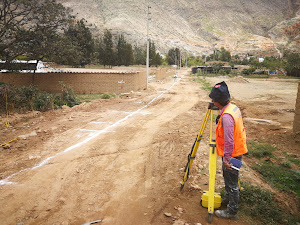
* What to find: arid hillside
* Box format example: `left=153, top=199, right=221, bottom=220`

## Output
left=59, top=0, right=300, bottom=55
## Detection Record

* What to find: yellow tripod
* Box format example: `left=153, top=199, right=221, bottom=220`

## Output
left=180, top=102, right=220, bottom=223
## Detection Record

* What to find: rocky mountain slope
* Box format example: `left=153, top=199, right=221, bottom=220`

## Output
left=59, top=0, right=300, bottom=56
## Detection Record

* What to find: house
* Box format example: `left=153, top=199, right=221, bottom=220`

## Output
left=0, top=60, right=49, bottom=73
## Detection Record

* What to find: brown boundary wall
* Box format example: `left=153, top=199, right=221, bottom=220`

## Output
left=0, top=71, right=147, bottom=94
left=293, top=82, right=300, bottom=142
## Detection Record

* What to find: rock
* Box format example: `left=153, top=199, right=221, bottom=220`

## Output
left=29, top=155, right=41, bottom=160
left=164, top=212, right=172, bottom=217
left=2, top=144, right=10, bottom=149
left=18, top=135, right=27, bottom=140
left=172, top=219, right=186, bottom=225
left=177, top=207, right=184, bottom=213
left=18, top=131, right=37, bottom=140
left=29, top=131, right=37, bottom=137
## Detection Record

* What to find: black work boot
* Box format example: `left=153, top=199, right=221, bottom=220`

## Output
left=221, top=196, right=229, bottom=206
left=215, top=210, right=238, bottom=220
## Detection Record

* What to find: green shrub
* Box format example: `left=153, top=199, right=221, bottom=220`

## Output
left=240, top=182, right=283, bottom=224
left=247, top=141, right=276, bottom=159
left=280, top=161, right=292, bottom=168
left=284, top=153, right=300, bottom=166
left=252, top=161, right=300, bottom=196
left=0, top=82, right=80, bottom=114
left=191, top=76, right=212, bottom=91
left=34, top=92, right=53, bottom=111
left=242, top=68, right=255, bottom=75
left=77, top=93, right=115, bottom=102
left=58, top=81, right=80, bottom=107
left=101, top=93, right=113, bottom=99
left=240, top=182, right=299, bottom=225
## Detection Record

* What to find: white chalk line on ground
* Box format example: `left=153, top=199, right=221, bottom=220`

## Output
left=89, top=121, right=107, bottom=124
left=0, top=74, right=185, bottom=186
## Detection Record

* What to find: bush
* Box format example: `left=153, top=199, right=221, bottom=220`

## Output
left=0, top=82, right=80, bottom=114
left=247, top=141, right=277, bottom=159
left=34, top=92, right=55, bottom=112
left=240, top=182, right=283, bottom=224
left=252, top=161, right=300, bottom=196
left=242, top=68, right=255, bottom=75
left=57, top=81, right=80, bottom=107
left=280, top=161, right=292, bottom=168
left=239, top=182, right=300, bottom=225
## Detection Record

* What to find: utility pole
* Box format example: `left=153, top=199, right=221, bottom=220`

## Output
left=146, top=3, right=151, bottom=89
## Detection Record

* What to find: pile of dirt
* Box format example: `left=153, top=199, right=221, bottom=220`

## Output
left=229, top=76, right=249, bottom=83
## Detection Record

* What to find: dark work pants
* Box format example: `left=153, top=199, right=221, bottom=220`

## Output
left=222, top=156, right=241, bottom=215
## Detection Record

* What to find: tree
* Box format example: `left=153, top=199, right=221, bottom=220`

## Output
left=149, top=41, right=156, bottom=66
left=65, top=19, right=94, bottom=67
left=211, top=63, right=225, bottom=73
left=219, top=47, right=231, bottom=62
left=285, top=53, right=300, bottom=77
left=0, top=0, right=72, bottom=64
left=133, top=46, right=145, bottom=65
left=187, top=56, right=203, bottom=67
left=102, top=30, right=115, bottom=68
left=116, top=34, right=127, bottom=66
left=153, top=53, right=162, bottom=67
left=95, top=37, right=104, bottom=65
left=124, top=43, right=134, bottom=66
left=167, top=48, right=180, bottom=65
left=148, top=41, right=162, bottom=67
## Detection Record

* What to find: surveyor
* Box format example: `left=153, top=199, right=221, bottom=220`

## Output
left=209, top=81, right=248, bottom=219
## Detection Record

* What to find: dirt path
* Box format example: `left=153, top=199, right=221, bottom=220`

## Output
left=0, top=71, right=299, bottom=225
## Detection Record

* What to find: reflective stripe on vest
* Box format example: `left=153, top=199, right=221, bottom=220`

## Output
left=216, top=104, right=248, bottom=157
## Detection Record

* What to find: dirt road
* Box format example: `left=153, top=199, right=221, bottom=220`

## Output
left=0, top=70, right=299, bottom=225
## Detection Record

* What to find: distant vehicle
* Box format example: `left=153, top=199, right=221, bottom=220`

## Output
left=0, top=60, right=50, bottom=73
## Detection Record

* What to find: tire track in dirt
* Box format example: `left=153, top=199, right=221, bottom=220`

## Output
left=0, top=73, right=184, bottom=186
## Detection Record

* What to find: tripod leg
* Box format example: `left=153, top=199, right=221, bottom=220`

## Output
left=180, top=109, right=211, bottom=190
left=207, top=110, right=217, bottom=223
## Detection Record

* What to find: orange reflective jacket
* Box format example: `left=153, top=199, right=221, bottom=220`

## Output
left=216, top=104, right=248, bottom=157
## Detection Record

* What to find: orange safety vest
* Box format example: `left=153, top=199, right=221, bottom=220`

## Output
left=216, top=103, right=248, bottom=157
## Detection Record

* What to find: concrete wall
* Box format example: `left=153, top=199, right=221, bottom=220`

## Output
left=0, top=71, right=147, bottom=94
left=293, top=82, right=300, bottom=142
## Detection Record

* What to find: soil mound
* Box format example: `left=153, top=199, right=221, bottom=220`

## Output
left=229, top=76, right=249, bottom=83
